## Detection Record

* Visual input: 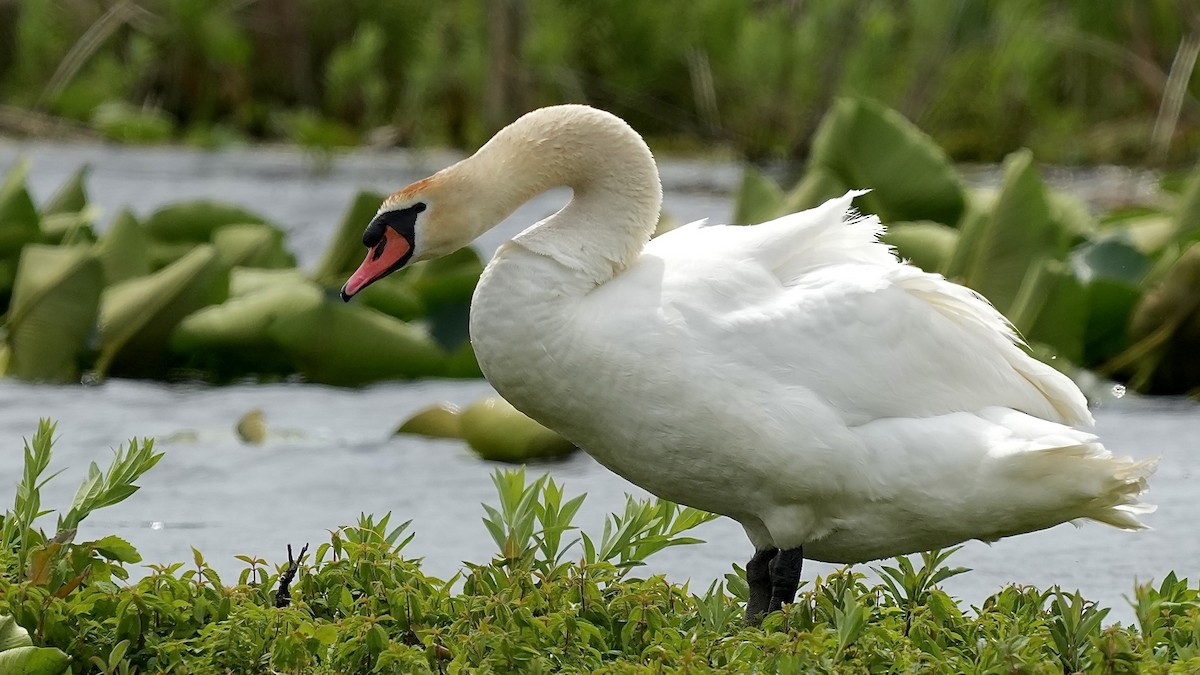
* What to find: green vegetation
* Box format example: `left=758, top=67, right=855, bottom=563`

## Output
left=398, top=398, right=578, bottom=463
left=3, top=96, right=1199, bottom=395
left=0, top=162, right=484, bottom=385
left=738, top=98, right=1200, bottom=396
left=0, top=0, right=1195, bottom=165
left=2, top=421, right=1200, bottom=673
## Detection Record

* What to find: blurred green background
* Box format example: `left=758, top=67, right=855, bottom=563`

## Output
left=0, top=0, right=1195, bottom=165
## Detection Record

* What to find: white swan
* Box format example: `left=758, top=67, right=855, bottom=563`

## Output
left=341, top=105, right=1156, bottom=623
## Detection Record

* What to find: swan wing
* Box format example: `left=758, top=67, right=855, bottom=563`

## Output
left=639, top=192, right=1092, bottom=428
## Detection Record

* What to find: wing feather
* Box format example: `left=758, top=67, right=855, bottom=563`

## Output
left=641, top=191, right=1092, bottom=428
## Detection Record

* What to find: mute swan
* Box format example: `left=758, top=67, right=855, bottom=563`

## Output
left=341, top=105, right=1156, bottom=624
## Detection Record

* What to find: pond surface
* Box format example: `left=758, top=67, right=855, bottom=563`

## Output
left=0, top=141, right=1195, bottom=625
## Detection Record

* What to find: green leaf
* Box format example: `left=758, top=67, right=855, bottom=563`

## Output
left=943, top=192, right=990, bottom=280
left=1072, top=237, right=1150, bottom=286
left=357, top=275, right=425, bottom=320
left=68, top=463, right=104, bottom=524
left=1084, top=277, right=1141, bottom=366
left=266, top=299, right=447, bottom=385
left=143, top=200, right=268, bottom=243
left=211, top=223, right=296, bottom=269
left=87, top=534, right=142, bottom=563
left=96, top=245, right=229, bottom=377
left=96, top=209, right=151, bottom=284
left=880, top=221, right=959, bottom=274
left=313, top=623, right=338, bottom=645
left=459, top=397, right=576, bottom=463
left=1174, top=160, right=1200, bottom=245
left=395, top=402, right=462, bottom=439
left=1071, top=237, right=1151, bottom=365
left=40, top=211, right=97, bottom=246
left=1116, top=243, right=1200, bottom=394
left=312, top=190, right=385, bottom=284
left=958, top=150, right=1069, bottom=313
left=806, top=98, right=965, bottom=225
left=443, top=340, right=484, bottom=378
left=0, top=158, right=43, bottom=258
left=1009, top=259, right=1086, bottom=364
left=42, top=165, right=89, bottom=215
left=228, top=267, right=310, bottom=297
left=400, top=246, right=485, bottom=308
left=0, top=614, right=33, bottom=651
left=171, top=276, right=323, bottom=377
left=147, top=240, right=199, bottom=270
left=731, top=166, right=784, bottom=225
left=4, top=245, right=103, bottom=382
left=92, top=101, right=175, bottom=143
left=236, top=409, right=267, bottom=444
left=0, top=646, right=70, bottom=675
left=780, top=165, right=850, bottom=215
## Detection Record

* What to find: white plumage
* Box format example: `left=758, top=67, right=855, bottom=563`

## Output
left=344, top=104, right=1156, bottom=620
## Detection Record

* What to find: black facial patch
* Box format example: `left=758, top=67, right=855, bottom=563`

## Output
left=362, top=202, right=426, bottom=248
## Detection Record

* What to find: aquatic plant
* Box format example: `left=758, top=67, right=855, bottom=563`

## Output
left=0, top=165, right=480, bottom=385
left=0, top=0, right=1195, bottom=165
left=1, top=97, right=1198, bottom=394
left=732, top=98, right=1200, bottom=396
left=1, top=420, right=1199, bottom=672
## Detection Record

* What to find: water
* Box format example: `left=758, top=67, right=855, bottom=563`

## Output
left=0, top=141, right=1195, bottom=625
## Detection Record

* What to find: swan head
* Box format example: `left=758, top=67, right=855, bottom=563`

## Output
left=341, top=173, right=481, bottom=301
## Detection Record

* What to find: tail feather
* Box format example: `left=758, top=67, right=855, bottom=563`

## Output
left=1015, top=442, right=1158, bottom=532
left=1075, top=455, right=1158, bottom=530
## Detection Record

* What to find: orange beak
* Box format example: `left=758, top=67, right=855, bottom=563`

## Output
left=341, top=227, right=413, bottom=300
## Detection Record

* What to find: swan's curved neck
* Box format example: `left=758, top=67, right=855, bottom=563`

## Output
left=460, top=105, right=663, bottom=286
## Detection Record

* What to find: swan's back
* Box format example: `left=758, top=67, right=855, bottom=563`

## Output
left=474, top=189, right=1155, bottom=563
left=637, top=191, right=1091, bottom=428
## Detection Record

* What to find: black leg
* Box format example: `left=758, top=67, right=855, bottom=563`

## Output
left=744, top=548, right=778, bottom=625
left=767, top=546, right=804, bottom=614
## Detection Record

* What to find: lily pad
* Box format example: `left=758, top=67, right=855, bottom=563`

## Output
left=1071, top=237, right=1150, bottom=365
left=358, top=275, right=425, bottom=321
left=1175, top=161, right=1200, bottom=245
left=143, top=200, right=268, bottom=243
left=444, top=341, right=485, bottom=378
left=398, top=247, right=485, bottom=351
left=1009, top=258, right=1086, bottom=365
left=396, top=402, right=462, bottom=439
left=780, top=165, right=849, bottom=215
left=148, top=240, right=202, bottom=270
left=40, top=210, right=97, bottom=245
left=731, top=166, right=784, bottom=225
left=42, top=164, right=89, bottom=215
left=228, top=267, right=311, bottom=297
left=403, top=247, right=485, bottom=307
left=212, top=223, right=296, bottom=269
left=171, top=278, right=323, bottom=376
left=96, top=209, right=151, bottom=284
left=4, top=245, right=102, bottom=381
left=312, top=190, right=385, bottom=284
left=97, top=245, right=229, bottom=378
left=459, top=396, right=577, bottom=463
left=267, top=300, right=446, bottom=385
left=237, top=409, right=268, bottom=444
left=956, top=150, right=1069, bottom=313
left=806, top=98, right=965, bottom=225
left=0, top=158, right=42, bottom=258
left=1118, top=243, right=1200, bottom=394
left=880, top=221, right=958, bottom=274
